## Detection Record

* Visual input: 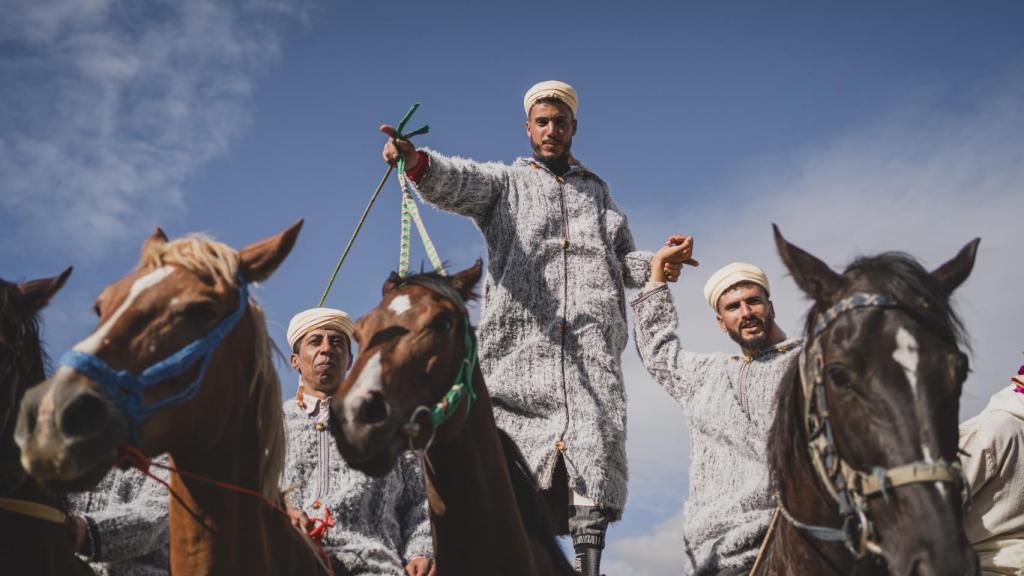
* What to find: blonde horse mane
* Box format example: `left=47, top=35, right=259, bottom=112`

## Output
left=139, top=234, right=285, bottom=499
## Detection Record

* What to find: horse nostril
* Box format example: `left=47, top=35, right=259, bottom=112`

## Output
left=60, top=393, right=107, bottom=437
left=356, top=391, right=389, bottom=425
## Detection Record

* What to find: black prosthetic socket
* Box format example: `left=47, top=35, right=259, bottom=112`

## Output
left=573, top=544, right=602, bottom=576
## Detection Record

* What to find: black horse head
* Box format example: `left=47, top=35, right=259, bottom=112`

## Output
left=0, top=268, right=72, bottom=464
left=769, top=226, right=979, bottom=575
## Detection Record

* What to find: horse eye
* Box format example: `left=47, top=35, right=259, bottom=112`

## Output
left=431, top=314, right=453, bottom=333
left=952, top=352, right=970, bottom=382
left=183, top=301, right=217, bottom=323
left=826, top=363, right=851, bottom=388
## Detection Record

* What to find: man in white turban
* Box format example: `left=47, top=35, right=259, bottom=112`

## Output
left=631, top=236, right=802, bottom=575
left=282, top=308, right=435, bottom=576
left=376, top=80, right=689, bottom=576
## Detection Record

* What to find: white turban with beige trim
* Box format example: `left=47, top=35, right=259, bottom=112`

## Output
left=524, top=80, right=578, bottom=117
left=286, top=307, right=355, bottom=350
left=703, top=262, right=770, bottom=311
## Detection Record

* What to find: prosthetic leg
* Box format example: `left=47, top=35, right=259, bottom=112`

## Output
left=569, top=499, right=611, bottom=576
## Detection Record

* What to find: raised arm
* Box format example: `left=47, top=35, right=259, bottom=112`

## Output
left=382, top=125, right=506, bottom=224
left=603, top=194, right=653, bottom=289
left=631, top=279, right=721, bottom=409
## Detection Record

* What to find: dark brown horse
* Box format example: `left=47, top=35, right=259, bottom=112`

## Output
left=0, top=267, right=93, bottom=576
left=329, top=262, right=575, bottom=576
left=15, top=223, right=334, bottom=576
left=756, top=226, right=979, bottom=575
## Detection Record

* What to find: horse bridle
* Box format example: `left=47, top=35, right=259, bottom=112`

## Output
left=781, top=292, right=964, bottom=558
left=401, top=316, right=479, bottom=448
left=58, top=277, right=250, bottom=441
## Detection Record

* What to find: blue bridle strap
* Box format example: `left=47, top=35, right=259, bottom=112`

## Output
left=59, top=279, right=250, bottom=439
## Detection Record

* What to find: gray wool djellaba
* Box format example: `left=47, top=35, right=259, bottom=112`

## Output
left=411, top=148, right=653, bottom=516
left=631, top=285, right=802, bottom=574
left=68, top=456, right=171, bottom=576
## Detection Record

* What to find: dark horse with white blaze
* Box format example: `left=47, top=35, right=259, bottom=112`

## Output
left=329, top=262, right=575, bottom=576
left=756, top=226, right=980, bottom=575
left=15, top=222, right=335, bottom=576
left=0, top=268, right=94, bottom=576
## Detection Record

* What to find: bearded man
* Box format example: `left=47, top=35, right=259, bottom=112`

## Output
left=380, top=80, right=684, bottom=575
left=631, top=237, right=803, bottom=575
left=282, top=308, right=434, bottom=576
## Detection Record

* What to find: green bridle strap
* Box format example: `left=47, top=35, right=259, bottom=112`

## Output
left=430, top=317, right=478, bottom=429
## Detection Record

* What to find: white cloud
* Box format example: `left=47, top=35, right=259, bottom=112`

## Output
left=607, top=73, right=1024, bottom=573
left=0, top=0, right=309, bottom=260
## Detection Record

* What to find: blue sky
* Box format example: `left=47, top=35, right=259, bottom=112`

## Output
left=3, top=2, right=1024, bottom=573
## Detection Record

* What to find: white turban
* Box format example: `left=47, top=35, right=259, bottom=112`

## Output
left=703, top=262, right=770, bottom=311
left=286, top=307, right=355, bottom=350
left=524, top=80, right=578, bottom=117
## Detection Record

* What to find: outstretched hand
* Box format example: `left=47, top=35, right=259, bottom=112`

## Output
left=651, top=235, right=699, bottom=283
left=380, top=124, right=420, bottom=171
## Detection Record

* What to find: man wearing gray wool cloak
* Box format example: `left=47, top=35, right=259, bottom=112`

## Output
left=633, top=238, right=803, bottom=575
left=381, top=80, right=686, bottom=575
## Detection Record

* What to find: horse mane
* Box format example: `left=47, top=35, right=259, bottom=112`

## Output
left=497, top=429, right=577, bottom=575
left=138, top=235, right=285, bottom=499
left=807, top=252, right=967, bottom=350
left=769, top=251, right=968, bottom=496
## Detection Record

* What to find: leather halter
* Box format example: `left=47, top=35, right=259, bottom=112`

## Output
left=782, top=292, right=964, bottom=558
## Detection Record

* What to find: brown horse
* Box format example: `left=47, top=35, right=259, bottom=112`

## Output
left=756, top=226, right=979, bottom=575
left=329, top=262, right=575, bottom=576
left=15, top=222, right=334, bottom=576
left=0, top=268, right=94, bottom=576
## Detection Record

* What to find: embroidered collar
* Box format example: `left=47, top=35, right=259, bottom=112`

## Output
left=298, top=392, right=330, bottom=418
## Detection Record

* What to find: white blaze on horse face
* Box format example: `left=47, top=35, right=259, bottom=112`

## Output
left=73, top=266, right=175, bottom=354
left=344, top=352, right=384, bottom=423
left=892, top=327, right=947, bottom=496
left=892, top=327, right=920, bottom=400
left=388, top=295, right=412, bottom=316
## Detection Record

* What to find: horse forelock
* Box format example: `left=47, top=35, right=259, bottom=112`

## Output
left=389, top=271, right=475, bottom=315
left=138, top=234, right=241, bottom=289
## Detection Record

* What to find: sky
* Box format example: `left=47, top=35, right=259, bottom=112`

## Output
left=3, top=1, right=1024, bottom=573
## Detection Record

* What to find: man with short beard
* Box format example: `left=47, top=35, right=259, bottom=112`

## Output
left=380, top=81, right=686, bottom=575
left=631, top=237, right=803, bottom=575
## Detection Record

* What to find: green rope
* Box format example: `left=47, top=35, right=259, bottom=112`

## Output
left=317, top=103, right=430, bottom=307
left=430, top=317, right=478, bottom=428
left=398, top=180, right=446, bottom=277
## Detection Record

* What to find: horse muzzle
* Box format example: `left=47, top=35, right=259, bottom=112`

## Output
left=14, top=367, right=126, bottom=490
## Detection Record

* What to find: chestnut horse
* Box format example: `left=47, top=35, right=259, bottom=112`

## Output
left=330, top=262, right=575, bottom=576
left=0, top=268, right=93, bottom=576
left=756, top=226, right=979, bottom=575
left=15, top=222, right=333, bottom=576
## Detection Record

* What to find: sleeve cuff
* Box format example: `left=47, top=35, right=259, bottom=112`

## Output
left=405, top=150, right=430, bottom=183
left=630, top=283, right=669, bottom=307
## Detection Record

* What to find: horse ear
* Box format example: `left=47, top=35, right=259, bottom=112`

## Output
left=451, top=259, right=483, bottom=301
left=141, top=227, right=168, bottom=258
left=931, top=238, right=980, bottom=295
left=18, top=266, right=72, bottom=315
left=382, top=271, right=403, bottom=295
left=774, top=225, right=842, bottom=303
left=239, top=220, right=303, bottom=283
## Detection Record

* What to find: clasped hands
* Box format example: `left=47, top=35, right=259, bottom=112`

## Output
left=651, top=235, right=699, bottom=283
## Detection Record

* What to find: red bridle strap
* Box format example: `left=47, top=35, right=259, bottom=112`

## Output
left=115, top=444, right=336, bottom=574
